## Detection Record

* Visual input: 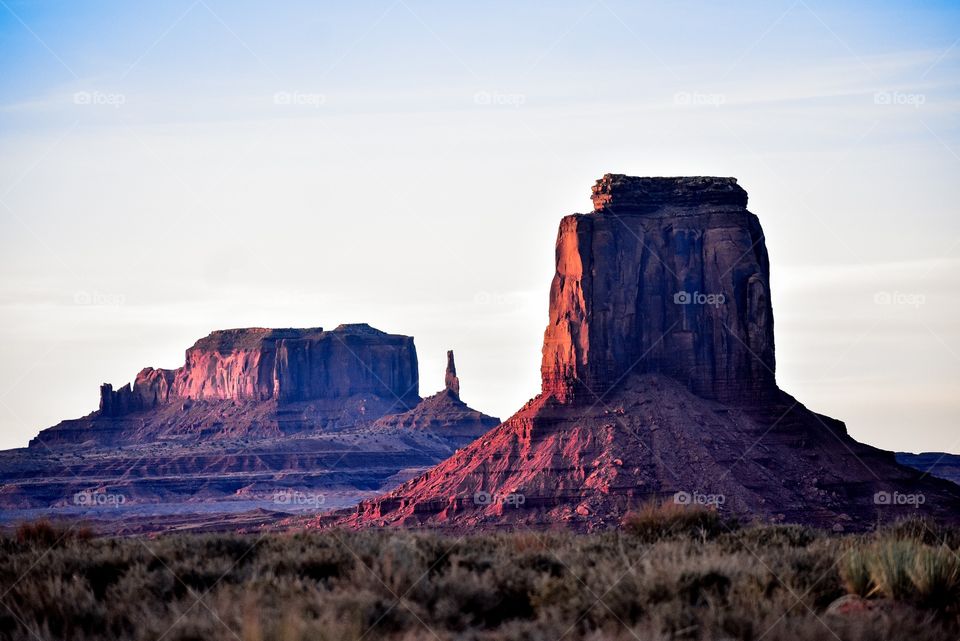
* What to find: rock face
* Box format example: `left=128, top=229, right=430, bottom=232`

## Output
left=100, top=325, right=419, bottom=413
left=444, top=351, right=460, bottom=398
left=542, top=175, right=774, bottom=404
left=342, top=175, right=960, bottom=531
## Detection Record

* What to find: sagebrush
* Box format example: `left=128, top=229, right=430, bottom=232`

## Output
left=0, top=514, right=958, bottom=641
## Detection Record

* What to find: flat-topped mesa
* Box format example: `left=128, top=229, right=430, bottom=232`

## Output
left=99, top=324, right=420, bottom=415
left=591, top=174, right=748, bottom=215
left=543, top=174, right=775, bottom=405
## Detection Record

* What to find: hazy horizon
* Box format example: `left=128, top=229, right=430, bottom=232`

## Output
left=1, top=0, right=958, bottom=453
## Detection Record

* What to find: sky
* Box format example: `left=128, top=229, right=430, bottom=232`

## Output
left=0, top=0, right=958, bottom=453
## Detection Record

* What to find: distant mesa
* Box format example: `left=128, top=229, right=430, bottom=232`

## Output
left=2, top=326, right=499, bottom=513
left=99, top=324, right=418, bottom=416
left=896, top=452, right=960, bottom=487
left=342, top=175, right=960, bottom=531
left=33, top=323, right=497, bottom=447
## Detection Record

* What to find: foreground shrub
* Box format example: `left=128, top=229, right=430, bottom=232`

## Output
left=878, top=514, right=960, bottom=548
left=839, top=546, right=872, bottom=597
left=910, top=545, right=960, bottom=611
left=1, top=523, right=959, bottom=641
left=14, top=519, right=92, bottom=547
left=839, top=534, right=960, bottom=616
left=867, top=539, right=918, bottom=600
left=621, top=502, right=726, bottom=542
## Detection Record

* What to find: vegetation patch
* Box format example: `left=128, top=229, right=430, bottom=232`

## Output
left=0, top=515, right=958, bottom=640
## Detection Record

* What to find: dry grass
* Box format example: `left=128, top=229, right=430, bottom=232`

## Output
left=620, top=501, right=726, bottom=542
left=836, top=516, right=960, bottom=616
left=867, top=539, right=917, bottom=600
left=0, top=518, right=957, bottom=641
left=910, top=545, right=960, bottom=611
left=839, top=547, right=873, bottom=597
left=14, top=519, right=92, bottom=547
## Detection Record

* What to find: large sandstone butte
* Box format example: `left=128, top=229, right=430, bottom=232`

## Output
left=2, top=325, right=498, bottom=515
left=343, top=175, right=960, bottom=531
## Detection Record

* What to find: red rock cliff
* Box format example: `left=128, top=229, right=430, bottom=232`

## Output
left=541, top=174, right=775, bottom=404
left=100, top=324, right=420, bottom=415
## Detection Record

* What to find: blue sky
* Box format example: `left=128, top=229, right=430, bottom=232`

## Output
left=0, top=0, right=958, bottom=452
